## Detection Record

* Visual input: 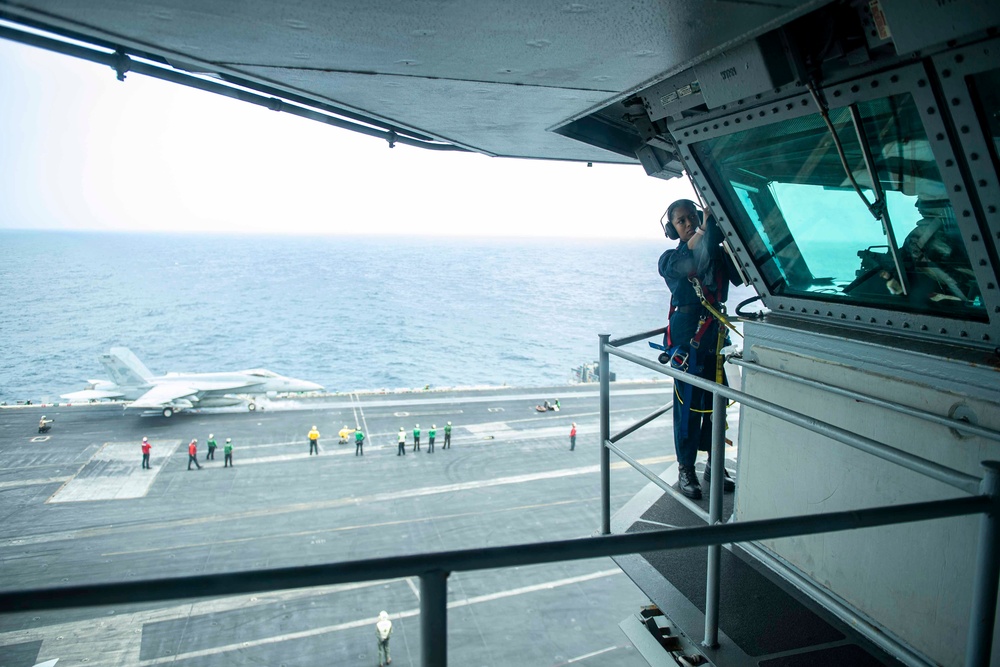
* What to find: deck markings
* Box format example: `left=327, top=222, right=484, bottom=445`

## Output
left=0, top=570, right=624, bottom=665
left=406, top=577, right=421, bottom=600
left=100, top=494, right=632, bottom=556
left=1, top=456, right=674, bottom=548
left=0, top=476, right=72, bottom=490
left=0, top=579, right=403, bottom=666
left=138, top=569, right=624, bottom=665
left=563, top=645, right=622, bottom=664
left=46, top=440, right=181, bottom=503
left=6, top=459, right=673, bottom=548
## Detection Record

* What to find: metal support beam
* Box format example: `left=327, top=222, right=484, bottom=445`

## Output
left=600, top=333, right=611, bottom=535
left=703, top=391, right=727, bottom=648
left=421, top=570, right=449, bottom=667
left=966, top=461, right=1000, bottom=667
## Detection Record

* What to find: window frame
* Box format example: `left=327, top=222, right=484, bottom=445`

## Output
left=671, top=60, right=999, bottom=347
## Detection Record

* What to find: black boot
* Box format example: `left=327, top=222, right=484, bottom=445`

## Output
left=704, top=459, right=735, bottom=493
left=677, top=465, right=702, bottom=500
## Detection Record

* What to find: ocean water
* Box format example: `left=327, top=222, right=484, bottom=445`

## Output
left=0, top=230, right=756, bottom=402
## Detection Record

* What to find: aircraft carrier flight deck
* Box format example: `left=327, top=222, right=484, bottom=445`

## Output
left=0, top=381, right=692, bottom=667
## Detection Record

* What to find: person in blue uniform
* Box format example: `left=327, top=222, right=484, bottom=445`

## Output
left=659, top=199, right=740, bottom=500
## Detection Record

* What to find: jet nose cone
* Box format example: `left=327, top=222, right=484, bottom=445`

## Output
left=292, top=380, right=324, bottom=392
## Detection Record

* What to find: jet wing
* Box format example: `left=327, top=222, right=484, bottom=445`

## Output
left=61, top=389, right=125, bottom=401
left=128, top=384, right=200, bottom=409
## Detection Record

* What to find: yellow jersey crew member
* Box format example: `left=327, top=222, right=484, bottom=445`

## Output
left=308, top=425, right=320, bottom=455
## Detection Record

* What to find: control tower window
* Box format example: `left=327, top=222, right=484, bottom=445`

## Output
left=694, top=93, right=985, bottom=320
left=970, top=68, right=1000, bottom=178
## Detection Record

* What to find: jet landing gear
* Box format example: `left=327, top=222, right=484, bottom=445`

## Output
left=162, top=407, right=174, bottom=418
left=248, top=402, right=256, bottom=412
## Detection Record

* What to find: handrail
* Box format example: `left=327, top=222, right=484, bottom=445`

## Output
left=609, top=401, right=672, bottom=444
left=598, top=329, right=1000, bottom=665
left=729, top=356, right=1000, bottom=443
left=605, top=344, right=981, bottom=495
left=0, top=495, right=988, bottom=613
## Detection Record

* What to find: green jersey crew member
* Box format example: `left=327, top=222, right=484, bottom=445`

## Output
left=224, top=438, right=234, bottom=467
left=355, top=429, right=365, bottom=456
left=443, top=421, right=452, bottom=449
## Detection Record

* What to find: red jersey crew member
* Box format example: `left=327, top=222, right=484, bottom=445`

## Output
left=141, top=437, right=152, bottom=469
left=187, top=439, right=202, bottom=470
left=569, top=423, right=577, bottom=451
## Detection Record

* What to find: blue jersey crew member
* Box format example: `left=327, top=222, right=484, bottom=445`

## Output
left=659, top=199, right=740, bottom=500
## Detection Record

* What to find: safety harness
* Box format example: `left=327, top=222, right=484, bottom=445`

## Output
left=665, top=270, right=743, bottom=441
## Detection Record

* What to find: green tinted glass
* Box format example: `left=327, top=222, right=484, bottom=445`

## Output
left=694, top=93, right=984, bottom=320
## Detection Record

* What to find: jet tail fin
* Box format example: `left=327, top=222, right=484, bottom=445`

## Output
left=100, top=347, right=154, bottom=387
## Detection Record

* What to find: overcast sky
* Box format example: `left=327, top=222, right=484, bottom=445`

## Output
left=0, top=34, right=696, bottom=239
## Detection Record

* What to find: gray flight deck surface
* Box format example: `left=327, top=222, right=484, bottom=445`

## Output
left=0, top=382, right=687, bottom=667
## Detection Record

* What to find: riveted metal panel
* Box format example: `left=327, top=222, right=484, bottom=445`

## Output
left=931, top=37, right=1000, bottom=332
left=669, top=62, right=999, bottom=348
left=878, top=0, right=1000, bottom=54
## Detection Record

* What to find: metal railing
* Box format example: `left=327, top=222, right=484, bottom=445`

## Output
left=0, top=329, right=998, bottom=666
left=597, top=329, right=1000, bottom=667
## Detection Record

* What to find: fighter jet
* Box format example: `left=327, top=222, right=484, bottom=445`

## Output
left=62, top=347, right=323, bottom=417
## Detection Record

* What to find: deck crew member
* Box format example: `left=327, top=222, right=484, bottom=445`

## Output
left=339, top=425, right=351, bottom=444
left=141, top=436, right=152, bottom=469
left=569, top=423, right=577, bottom=451
left=206, top=434, right=217, bottom=460
left=38, top=415, right=53, bottom=433
left=397, top=427, right=406, bottom=456
left=658, top=198, right=739, bottom=500
left=308, top=425, right=320, bottom=455
left=187, top=439, right=202, bottom=470
left=224, top=438, right=233, bottom=467
left=355, top=429, right=365, bottom=456
left=428, top=425, right=436, bottom=453
left=376, top=610, right=393, bottom=666
left=412, top=424, right=421, bottom=452
left=443, top=421, right=452, bottom=449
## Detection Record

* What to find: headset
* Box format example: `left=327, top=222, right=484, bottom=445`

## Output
left=659, top=199, right=704, bottom=240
